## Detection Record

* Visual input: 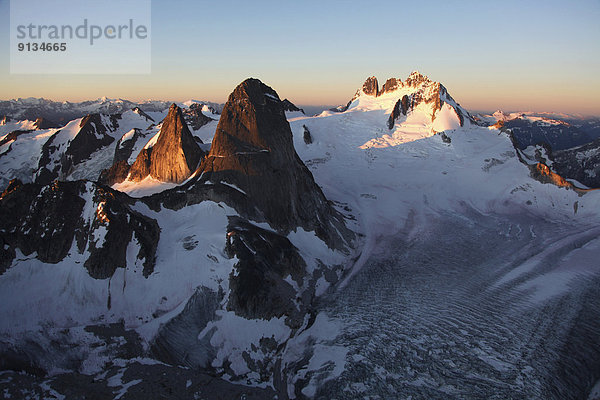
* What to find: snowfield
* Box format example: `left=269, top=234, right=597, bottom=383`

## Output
left=280, top=97, right=600, bottom=399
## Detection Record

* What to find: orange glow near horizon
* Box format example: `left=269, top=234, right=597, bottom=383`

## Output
left=1, top=71, right=599, bottom=116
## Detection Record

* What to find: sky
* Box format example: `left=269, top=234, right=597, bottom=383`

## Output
left=0, top=0, right=599, bottom=115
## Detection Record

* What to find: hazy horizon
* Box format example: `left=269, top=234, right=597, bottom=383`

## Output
left=1, top=0, right=599, bottom=115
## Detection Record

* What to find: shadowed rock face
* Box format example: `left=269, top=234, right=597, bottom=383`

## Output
left=129, top=104, right=204, bottom=183
left=98, top=160, right=130, bottom=186
left=225, top=217, right=307, bottom=325
left=33, top=117, right=59, bottom=130
left=35, top=113, right=119, bottom=185
left=388, top=95, right=412, bottom=129
left=182, top=103, right=214, bottom=131
left=0, top=179, right=159, bottom=278
left=303, top=124, right=313, bottom=144
left=281, top=99, right=305, bottom=114
left=65, top=114, right=117, bottom=171
left=114, top=128, right=144, bottom=164
left=195, top=78, right=353, bottom=249
left=553, top=138, right=600, bottom=188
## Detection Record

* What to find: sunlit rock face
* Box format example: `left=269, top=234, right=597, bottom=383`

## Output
left=129, top=104, right=204, bottom=183
left=361, top=76, right=380, bottom=96
left=196, top=78, right=353, bottom=249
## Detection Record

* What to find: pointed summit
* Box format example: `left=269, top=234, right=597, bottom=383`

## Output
left=129, top=104, right=204, bottom=183
left=196, top=78, right=352, bottom=248
left=405, top=70, right=431, bottom=87
left=362, top=76, right=379, bottom=96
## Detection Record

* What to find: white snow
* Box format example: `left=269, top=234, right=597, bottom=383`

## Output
left=203, top=310, right=291, bottom=378
left=0, top=201, right=237, bottom=339
left=112, top=176, right=179, bottom=197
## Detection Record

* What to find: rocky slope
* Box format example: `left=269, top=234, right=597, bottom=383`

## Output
left=128, top=104, right=205, bottom=183
left=0, top=179, right=159, bottom=278
left=477, top=111, right=594, bottom=151
left=193, top=78, right=352, bottom=248
left=553, top=138, right=600, bottom=188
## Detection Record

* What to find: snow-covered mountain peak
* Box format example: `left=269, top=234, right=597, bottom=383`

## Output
left=405, top=70, right=431, bottom=87
left=326, top=72, right=472, bottom=148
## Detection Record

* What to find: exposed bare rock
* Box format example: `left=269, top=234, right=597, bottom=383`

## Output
left=33, top=117, right=59, bottom=130
left=553, top=138, right=600, bottom=188
left=330, top=100, right=352, bottom=113
left=530, top=162, right=573, bottom=189
left=182, top=103, right=214, bottom=131
left=380, top=77, right=401, bottom=94
left=225, top=217, right=307, bottom=325
left=303, top=124, right=313, bottom=144
left=0, top=180, right=159, bottom=278
left=98, top=160, right=131, bottom=186
left=405, top=70, right=431, bottom=87
left=129, top=104, right=205, bottom=183
left=114, top=128, right=144, bottom=163
left=128, top=148, right=152, bottom=181
left=35, top=113, right=119, bottom=185
left=194, top=78, right=353, bottom=249
left=65, top=114, right=118, bottom=169
left=281, top=99, right=305, bottom=114
left=0, top=130, right=31, bottom=147
left=453, top=104, right=465, bottom=127
left=388, top=95, right=412, bottom=129
left=131, top=107, right=155, bottom=122
left=362, top=76, right=379, bottom=96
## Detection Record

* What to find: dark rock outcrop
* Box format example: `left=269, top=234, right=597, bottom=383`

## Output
left=281, top=99, right=305, bottom=114
left=194, top=78, right=353, bottom=249
left=553, top=138, right=600, bottom=188
left=302, top=125, right=313, bottom=144
left=362, top=76, right=379, bottom=96
left=505, top=117, right=591, bottom=151
left=0, top=130, right=32, bottom=147
left=380, top=78, right=400, bottom=94
left=151, top=287, right=221, bottom=368
left=129, top=104, right=204, bottom=183
left=33, top=117, right=59, bottom=130
left=114, top=128, right=144, bottom=163
left=387, top=95, right=412, bottom=129
left=182, top=103, right=214, bottom=131
left=453, top=105, right=465, bottom=127
left=131, top=107, right=155, bottom=122
left=64, top=114, right=118, bottom=170
left=0, top=179, right=159, bottom=278
left=330, top=100, right=352, bottom=113
left=225, top=217, right=306, bottom=325
left=35, top=113, right=119, bottom=185
left=98, top=160, right=131, bottom=186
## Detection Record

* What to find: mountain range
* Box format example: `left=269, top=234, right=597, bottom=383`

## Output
left=0, top=72, right=599, bottom=399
